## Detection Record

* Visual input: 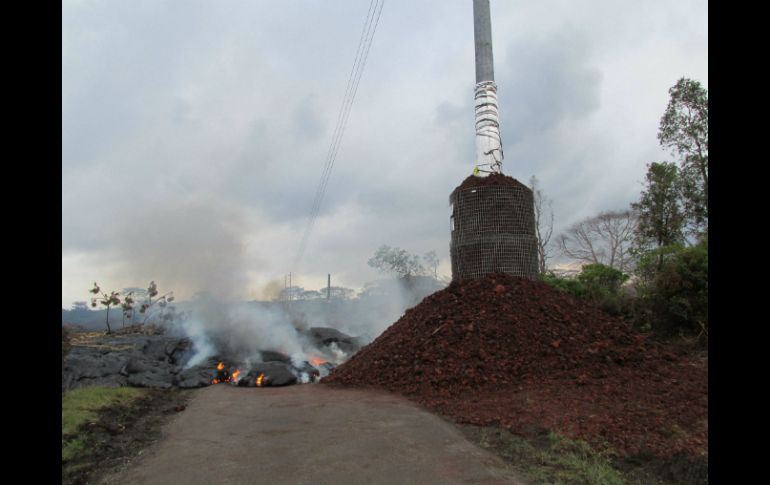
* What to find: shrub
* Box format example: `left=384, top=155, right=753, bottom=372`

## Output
left=542, top=265, right=631, bottom=316
left=540, top=271, right=584, bottom=299
left=635, top=238, right=708, bottom=337
left=576, top=264, right=631, bottom=316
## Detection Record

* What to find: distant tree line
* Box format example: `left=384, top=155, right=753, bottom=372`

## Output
left=276, top=246, right=446, bottom=307
left=536, top=77, right=708, bottom=342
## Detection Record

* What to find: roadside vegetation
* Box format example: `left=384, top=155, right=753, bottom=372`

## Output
left=61, top=387, right=143, bottom=463
left=463, top=426, right=625, bottom=485
left=62, top=386, right=191, bottom=485
left=537, top=77, right=708, bottom=346
left=462, top=425, right=706, bottom=485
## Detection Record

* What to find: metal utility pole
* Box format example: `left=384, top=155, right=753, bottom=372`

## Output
left=450, top=1, right=539, bottom=281
left=473, top=0, right=503, bottom=175
left=474, top=0, right=494, bottom=83
left=327, top=274, right=331, bottom=301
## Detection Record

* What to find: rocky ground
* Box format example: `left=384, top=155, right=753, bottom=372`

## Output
left=62, top=325, right=362, bottom=392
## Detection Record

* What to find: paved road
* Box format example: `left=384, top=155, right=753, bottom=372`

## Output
left=105, top=384, right=526, bottom=485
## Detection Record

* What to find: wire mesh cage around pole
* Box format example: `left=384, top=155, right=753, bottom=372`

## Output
left=450, top=178, right=539, bottom=281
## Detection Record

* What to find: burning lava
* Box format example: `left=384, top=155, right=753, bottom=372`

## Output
left=210, top=362, right=243, bottom=385
left=207, top=356, right=331, bottom=388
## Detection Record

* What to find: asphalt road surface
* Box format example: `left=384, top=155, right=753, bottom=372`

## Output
left=105, top=384, right=526, bottom=485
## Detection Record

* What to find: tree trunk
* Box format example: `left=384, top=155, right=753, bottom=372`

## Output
left=105, top=305, right=112, bottom=334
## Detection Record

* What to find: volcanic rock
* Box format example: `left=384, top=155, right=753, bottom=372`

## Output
left=123, top=358, right=153, bottom=375
left=127, top=371, right=173, bottom=389
left=306, top=327, right=362, bottom=354
left=173, top=367, right=218, bottom=389
left=322, top=273, right=708, bottom=459
left=323, top=274, right=650, bottom=392
left=259, top=350, right=291, bottom=363
left=240, top=362, right=297, bottom=387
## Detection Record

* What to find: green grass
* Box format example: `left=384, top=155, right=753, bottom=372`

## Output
left=473, top=427, right=626, bottom=485
left=62, top=386, right=144, bottom=461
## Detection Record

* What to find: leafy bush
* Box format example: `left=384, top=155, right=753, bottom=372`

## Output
left=577, top=264, right=631, bottom=315
left=542, top=264, right=631, bottom=316
left=540, top=271, right=585, bottom=299
left=635, top=238, right=708, bottom=337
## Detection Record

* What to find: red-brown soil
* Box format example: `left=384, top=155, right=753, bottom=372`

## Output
left=452, top=173, right=530, bottom=192
left=322, top=273, right=707, bottom=459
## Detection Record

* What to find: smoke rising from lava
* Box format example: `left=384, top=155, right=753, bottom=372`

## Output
left=107, top=195, right=442, bottom=368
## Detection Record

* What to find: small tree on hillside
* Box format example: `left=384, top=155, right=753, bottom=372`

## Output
left=89, top=282, right=121, bottom=333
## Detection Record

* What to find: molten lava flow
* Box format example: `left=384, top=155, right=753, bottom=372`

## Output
left=229, top=369, right=241, bottom=383
left=256, top=373, right=265, bottom=387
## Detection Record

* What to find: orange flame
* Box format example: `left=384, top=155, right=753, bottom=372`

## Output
left=217, top=362, right=225, bottom=371
left=256, top=373, right=265, bottom=387
left=229, top=369, right=241, bottom=383
left=211, top=378, right=220, bottom=385
left=310, top=357, right=327, bottom=367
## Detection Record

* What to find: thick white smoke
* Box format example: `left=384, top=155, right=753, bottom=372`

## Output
left=107, top=194, right=443, bottom=371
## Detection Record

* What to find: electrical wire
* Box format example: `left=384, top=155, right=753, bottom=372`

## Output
left=293, top=0, right=385, bottom=269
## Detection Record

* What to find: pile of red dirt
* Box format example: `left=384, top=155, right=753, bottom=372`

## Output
left=322, top=273, right=707, bottom=459
left=452, top=173, right=529, bottom=192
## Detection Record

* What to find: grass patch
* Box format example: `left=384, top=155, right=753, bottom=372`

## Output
left=61, top=387, right=193, bottom=485
left=62, top=386, right=144, bottom=460
left=465, top=426, right=626, bottom=485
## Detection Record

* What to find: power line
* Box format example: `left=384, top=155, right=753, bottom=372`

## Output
left=295, top=0, right=384, bottom=267
left=293, top=0, right=385, bottom=270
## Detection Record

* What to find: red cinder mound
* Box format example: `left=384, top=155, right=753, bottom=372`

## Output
left=452, top=173, right=529, bottom=193
left=324, top=273, right=652, bottom=393
left=322, top=273, right=708, bottom=459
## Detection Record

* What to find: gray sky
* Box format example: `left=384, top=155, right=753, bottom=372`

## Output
left=62, top=0, right=708, bottom=307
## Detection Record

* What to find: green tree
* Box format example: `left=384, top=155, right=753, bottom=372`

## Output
left=576, top=263, right=630, bottom=315
left=635, top=238, right=708, bottom=337
left=658, top=78, right=708, bottom=235
left=631, top=162, right=685, bottom=250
